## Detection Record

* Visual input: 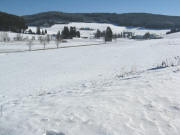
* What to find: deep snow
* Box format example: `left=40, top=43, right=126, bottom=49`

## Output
left=0, top=23, right=180, bottom=135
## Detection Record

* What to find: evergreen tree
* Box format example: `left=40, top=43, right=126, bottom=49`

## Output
left=28, top=29, right=33, bottom=34
left=36, top=27, right=41, bottom=35
left=61, top=26, right=70, bottom=39
left=70, top=27, right=77, bottom=38
left=113, top=34, right=117, bottom=39
left=76, top=31, right=80, bottom=38
left=56, top=31, right=61, bottom=40
left=42, top=30, right=45, bottom=35
left=95, top=29, right=101, bottom=38
left=105, top=27, right=113, bottom=42
left=45, top=29, right=47, bottom=34
left=101, top=31, right=106, bottom=37
left=143, top=32, right=150, bottom=39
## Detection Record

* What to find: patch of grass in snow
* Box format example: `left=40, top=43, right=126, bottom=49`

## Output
left=45, top=130, right=65, bottom=135
left=116, top=56, right=180, bottom=80
left=149, top=56, right=180, bottom=71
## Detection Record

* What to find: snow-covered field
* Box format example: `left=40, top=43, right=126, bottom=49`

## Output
left=31, top=22, right=169, bottom=36
left=0, top=23, right=180, bottom=135
left=0, top=22, right=169, bottom=52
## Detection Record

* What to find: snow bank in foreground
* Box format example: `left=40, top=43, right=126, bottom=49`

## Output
left=1, top=66, right=180, bottom=135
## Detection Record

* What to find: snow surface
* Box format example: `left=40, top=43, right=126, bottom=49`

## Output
left=29, top=22, right=169, bottom=37
left=0, top=23, right=180, bottom=135
left=0, top=38, right=103, bottom=52
left=0, top=22, right=169, bottom=52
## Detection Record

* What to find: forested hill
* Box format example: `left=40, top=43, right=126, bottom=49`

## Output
left=23, top=11, right=180, bottom=29
left=0, top=11, right=27, bottom=32
left=1, top=11, right=180, bottom=30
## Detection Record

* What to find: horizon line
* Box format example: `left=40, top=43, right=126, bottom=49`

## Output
left=1, top=10, right=180, bottom=17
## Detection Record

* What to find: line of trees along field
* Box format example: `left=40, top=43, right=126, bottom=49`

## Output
left=27, top=26, right=81, bottom=38
left=0, top=11, right=27, bottom=33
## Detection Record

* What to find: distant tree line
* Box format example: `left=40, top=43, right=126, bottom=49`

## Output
left=26, top=27, right=48, bottom=35
left=95, top=27, right=162, bottom=41
left=23, top=12, right=180, bottom=29
left=166, top=28, right=180, bottom=34
left=95, top=28, right=136, bottom=41
left=54, top=26, right=80, bottom=48
left=60, top=26, right=80, bottom=39
left=36, top=27, right=47, bottom=35
left=27, top=26, right=80, bottom=38
left=95, top=27, right=130, bottom=42
left=0, top=11, right=27, bottom=33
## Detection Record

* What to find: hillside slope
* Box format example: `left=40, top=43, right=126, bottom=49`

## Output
left=0, top=11, right=27, bottom=32
left=23, top=11, right=180, bottom=29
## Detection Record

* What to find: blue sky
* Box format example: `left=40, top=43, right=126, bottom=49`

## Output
left=0, top=0, right=179, bottom=16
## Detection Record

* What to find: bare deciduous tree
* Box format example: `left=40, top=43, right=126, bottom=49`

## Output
left=0, top=32, right=10, bottom=42
left=14, top=33, right=23, bottom=41
left=39, top=36, right=50, bottom=50
left=42, top=38, right=47, bottom=50
left=55, top=31, right=62, bottom=48
left=27, top=39, right=33, bottom=51
left=32, top=36, right=36, bottom=41
left=46, top=34, right=51, bottom=44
